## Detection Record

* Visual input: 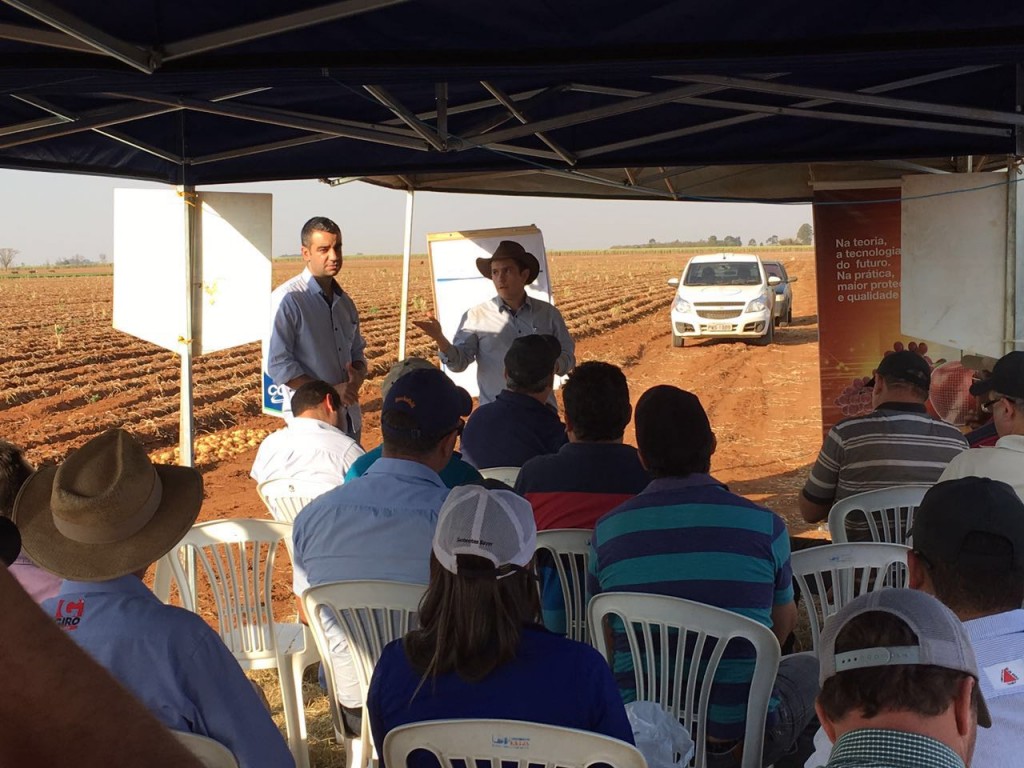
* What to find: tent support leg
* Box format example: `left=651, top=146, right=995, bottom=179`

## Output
left=398, top=188, right=415, bottom=360
left=179, top=185, right=198, bottom=466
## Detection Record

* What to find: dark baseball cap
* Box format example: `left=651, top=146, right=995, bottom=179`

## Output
left=912, top=477, right=1024, bottom=572
left=504, top=334, right=561, bottom=387
left=381, top=368, right=472, bottom=439
left=865, top=350, right=931, bottom=389
left=969, top=351, right=1024, bottom=400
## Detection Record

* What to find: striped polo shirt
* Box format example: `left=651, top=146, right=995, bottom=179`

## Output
left=802, top=402, right=968, bottom=506
left=587, top=475, right=793, bottom=740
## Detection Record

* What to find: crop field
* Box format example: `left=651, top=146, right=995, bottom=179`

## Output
left=0, top=250, right=704, bottom=468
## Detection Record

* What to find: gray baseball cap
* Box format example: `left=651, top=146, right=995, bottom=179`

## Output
left=819, top=589, right=991, bottom=728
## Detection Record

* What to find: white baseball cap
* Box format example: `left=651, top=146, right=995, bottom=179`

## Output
left=432, top=485, right=536, bottom=579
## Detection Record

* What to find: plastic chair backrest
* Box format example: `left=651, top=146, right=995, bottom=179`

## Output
left=160, top=519, right=293, bottom=660
left=827, top=485, right=931, bottom=544
left=172, top=731, right=239, bottom=768
left=535, top=529, right=593, bottom=643
left=257, top=478, right=337, bottom=523
left=302, top=579, right=426, bottom=711
left=588, top=592, right=780, bottom=768
left=383, top=719, right=646, bottom=768
left=478, top=466, right=521, bottom=485
left=790, top=542, right=909, bottom=653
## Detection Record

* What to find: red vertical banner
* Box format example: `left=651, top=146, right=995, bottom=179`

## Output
left=813, top=188, right=907, bottom=435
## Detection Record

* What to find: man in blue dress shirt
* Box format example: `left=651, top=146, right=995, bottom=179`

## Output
left=14, top=428, right=293, bottom=768
left=293, top=367, right=471, bottom=738
left=269, top=216, right=368, bottom=440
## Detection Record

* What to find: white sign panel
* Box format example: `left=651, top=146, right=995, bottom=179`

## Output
left=901, top=173, right=1006, bottom=358
left=114, top=189, right=272, bottom=355
left=427, top=225, right=552, bottom=398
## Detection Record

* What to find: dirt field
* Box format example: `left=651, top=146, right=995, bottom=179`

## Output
left=0, top=247, right=822, bottom=530
left=0, top=247, right=823, bottom=764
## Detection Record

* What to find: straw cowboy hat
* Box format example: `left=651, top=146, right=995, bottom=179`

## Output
left=13, top=428, right=203, bottom=581
left=475, top=240, right=541, bottom=284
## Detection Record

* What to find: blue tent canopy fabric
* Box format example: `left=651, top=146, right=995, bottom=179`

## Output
left=2, top=1, right=1023, bottom=198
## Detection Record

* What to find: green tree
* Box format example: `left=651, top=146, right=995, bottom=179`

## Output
left=748, top=238, right=757, bottom=246
left=796, top=223, right=813, bottom=245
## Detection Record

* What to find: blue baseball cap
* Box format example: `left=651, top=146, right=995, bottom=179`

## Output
left=382, top=368, right=472, bottom=439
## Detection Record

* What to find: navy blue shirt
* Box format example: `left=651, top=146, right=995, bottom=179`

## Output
left=367, top=626, right=634, bottom=768
left=460, top=390, right=568, bottom=469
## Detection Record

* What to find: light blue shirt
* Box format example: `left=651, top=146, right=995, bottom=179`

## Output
left=966, top=609, right=1024, bottom=768
left=43, top=576, right=294, bottom=768
left=440, top=295, right=575, bottom=405
left=268, top=268, right=367, bottom=429
left=292, top=458, right=449, bottom=708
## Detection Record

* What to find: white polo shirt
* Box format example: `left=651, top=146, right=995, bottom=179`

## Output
left=250, top=416, right=365, bottom=486
left=938, top=434, right=1024, bottom=499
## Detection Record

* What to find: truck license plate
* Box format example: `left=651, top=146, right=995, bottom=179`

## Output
left=706, top=323, right=732, bottom=332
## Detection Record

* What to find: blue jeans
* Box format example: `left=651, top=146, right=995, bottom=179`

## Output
left=706, top=653, right=820, bottom=768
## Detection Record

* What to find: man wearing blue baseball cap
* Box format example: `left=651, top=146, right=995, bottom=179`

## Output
left=291, top=367, right=471, bottom=738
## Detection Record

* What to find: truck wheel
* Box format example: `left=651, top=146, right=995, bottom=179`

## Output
left=753, top=322, right=774, bottom=346
left=672, top=333, right=684, bottom=348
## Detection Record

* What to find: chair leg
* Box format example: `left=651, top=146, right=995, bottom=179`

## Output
left=279, top=658, right=310, bottom=768
left=359, top=711, right=374, bottom=768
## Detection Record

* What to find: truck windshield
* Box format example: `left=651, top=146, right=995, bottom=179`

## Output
left=683, top=262, right=761, bottom=286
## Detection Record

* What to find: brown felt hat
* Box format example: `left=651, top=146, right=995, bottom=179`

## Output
left=475, top=240, right=540, bottom=285
left=12, top=429, right=203, bottom=581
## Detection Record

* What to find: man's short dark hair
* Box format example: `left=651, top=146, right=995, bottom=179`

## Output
left=562, top=362, right=631, bottom=441
left=818, top=610, right=975, bottom=723
left=291, top=380, right=339, bottom=415
left=925, top=532, right=1024, bottom=615
left=635, top=385, right=713, bottom=478
left=0, top=441, right=32, bottom=519
left=381, top=411, right=450, bottom=458
left=300, top=216, right=341, bottom=248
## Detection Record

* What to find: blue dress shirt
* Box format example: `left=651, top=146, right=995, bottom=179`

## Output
left=43, top=576, right=294, bottom=768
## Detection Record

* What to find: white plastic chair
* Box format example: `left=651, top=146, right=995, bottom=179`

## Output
left=478, top=466, right=521, bottom=485
left=791, top=542, right=909, bottom=653
left=257, top=477, right=338, bottom=524
left=535, top=529, right=593, bottom=643
left=589, top=592, right=780, bottom=768
left=383, top=719, right=646, bottom=768
left=302, top=580, right=426, bottom=768
left=155, top=519, right=320, bottom=768
left=827, top=485, right=931, bottom=544
left=172, top=731, right=240, bottom=768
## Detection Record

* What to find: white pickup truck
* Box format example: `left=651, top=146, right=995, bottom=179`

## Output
left=667, top=253, right=779, bottom=347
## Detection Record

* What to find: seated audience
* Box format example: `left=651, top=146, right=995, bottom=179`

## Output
left=367, top=484, right=634, bottom=767
left=0, top=440, right=60, bottom=602
left=588, top=385, right=817, bottom=768
left=460, top=334, right=568, bottom=469
left=293, top=367, right=471, bottom=738
left=344, top=357, right=482, bottom=488
left=815, top=589, right=990, bottom=768
left=515, top=361, right=648, bottom=530
left=799, top=350, right=968, bottom=530
left=250, top=378, right=365, bottom=486
left=13, top=429, right=293, bottom=768
left=939, top=352, right=1024, bottom=497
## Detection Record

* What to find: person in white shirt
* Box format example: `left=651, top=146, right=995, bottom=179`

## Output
left=251, top=379, right=365, bottom=486
left=939, top=351, right=1024, bottom=498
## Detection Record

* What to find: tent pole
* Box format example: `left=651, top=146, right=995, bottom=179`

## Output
left=179, top=185, right=198, bottom=466
left=398, top=188, right=415, bottom=360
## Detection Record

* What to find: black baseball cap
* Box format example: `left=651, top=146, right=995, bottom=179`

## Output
left=969, top=351, right=1024, bottom=400
left=911, top=477, right=1024, bottom=572
left=866, top=350, right=931, bottom=389
left=504, top=334, right=560, bottom=387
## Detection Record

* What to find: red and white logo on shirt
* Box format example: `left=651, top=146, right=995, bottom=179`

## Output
left=985, top=658, right=1024, bottom=693
left=53, top=598, right=85, bottom=630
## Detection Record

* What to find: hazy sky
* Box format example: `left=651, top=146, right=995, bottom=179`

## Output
left=0, top=169, right=811, bottom=265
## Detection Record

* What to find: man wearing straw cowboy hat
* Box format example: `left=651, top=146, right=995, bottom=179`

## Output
left=414, top=239, right=575, bottom=406
left=13, top=428, right=294, bottom=768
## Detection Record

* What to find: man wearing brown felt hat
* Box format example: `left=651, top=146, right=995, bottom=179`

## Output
left=13, top=428, right=294, bottom=768
left=414, top=239, right=575, bottom=406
